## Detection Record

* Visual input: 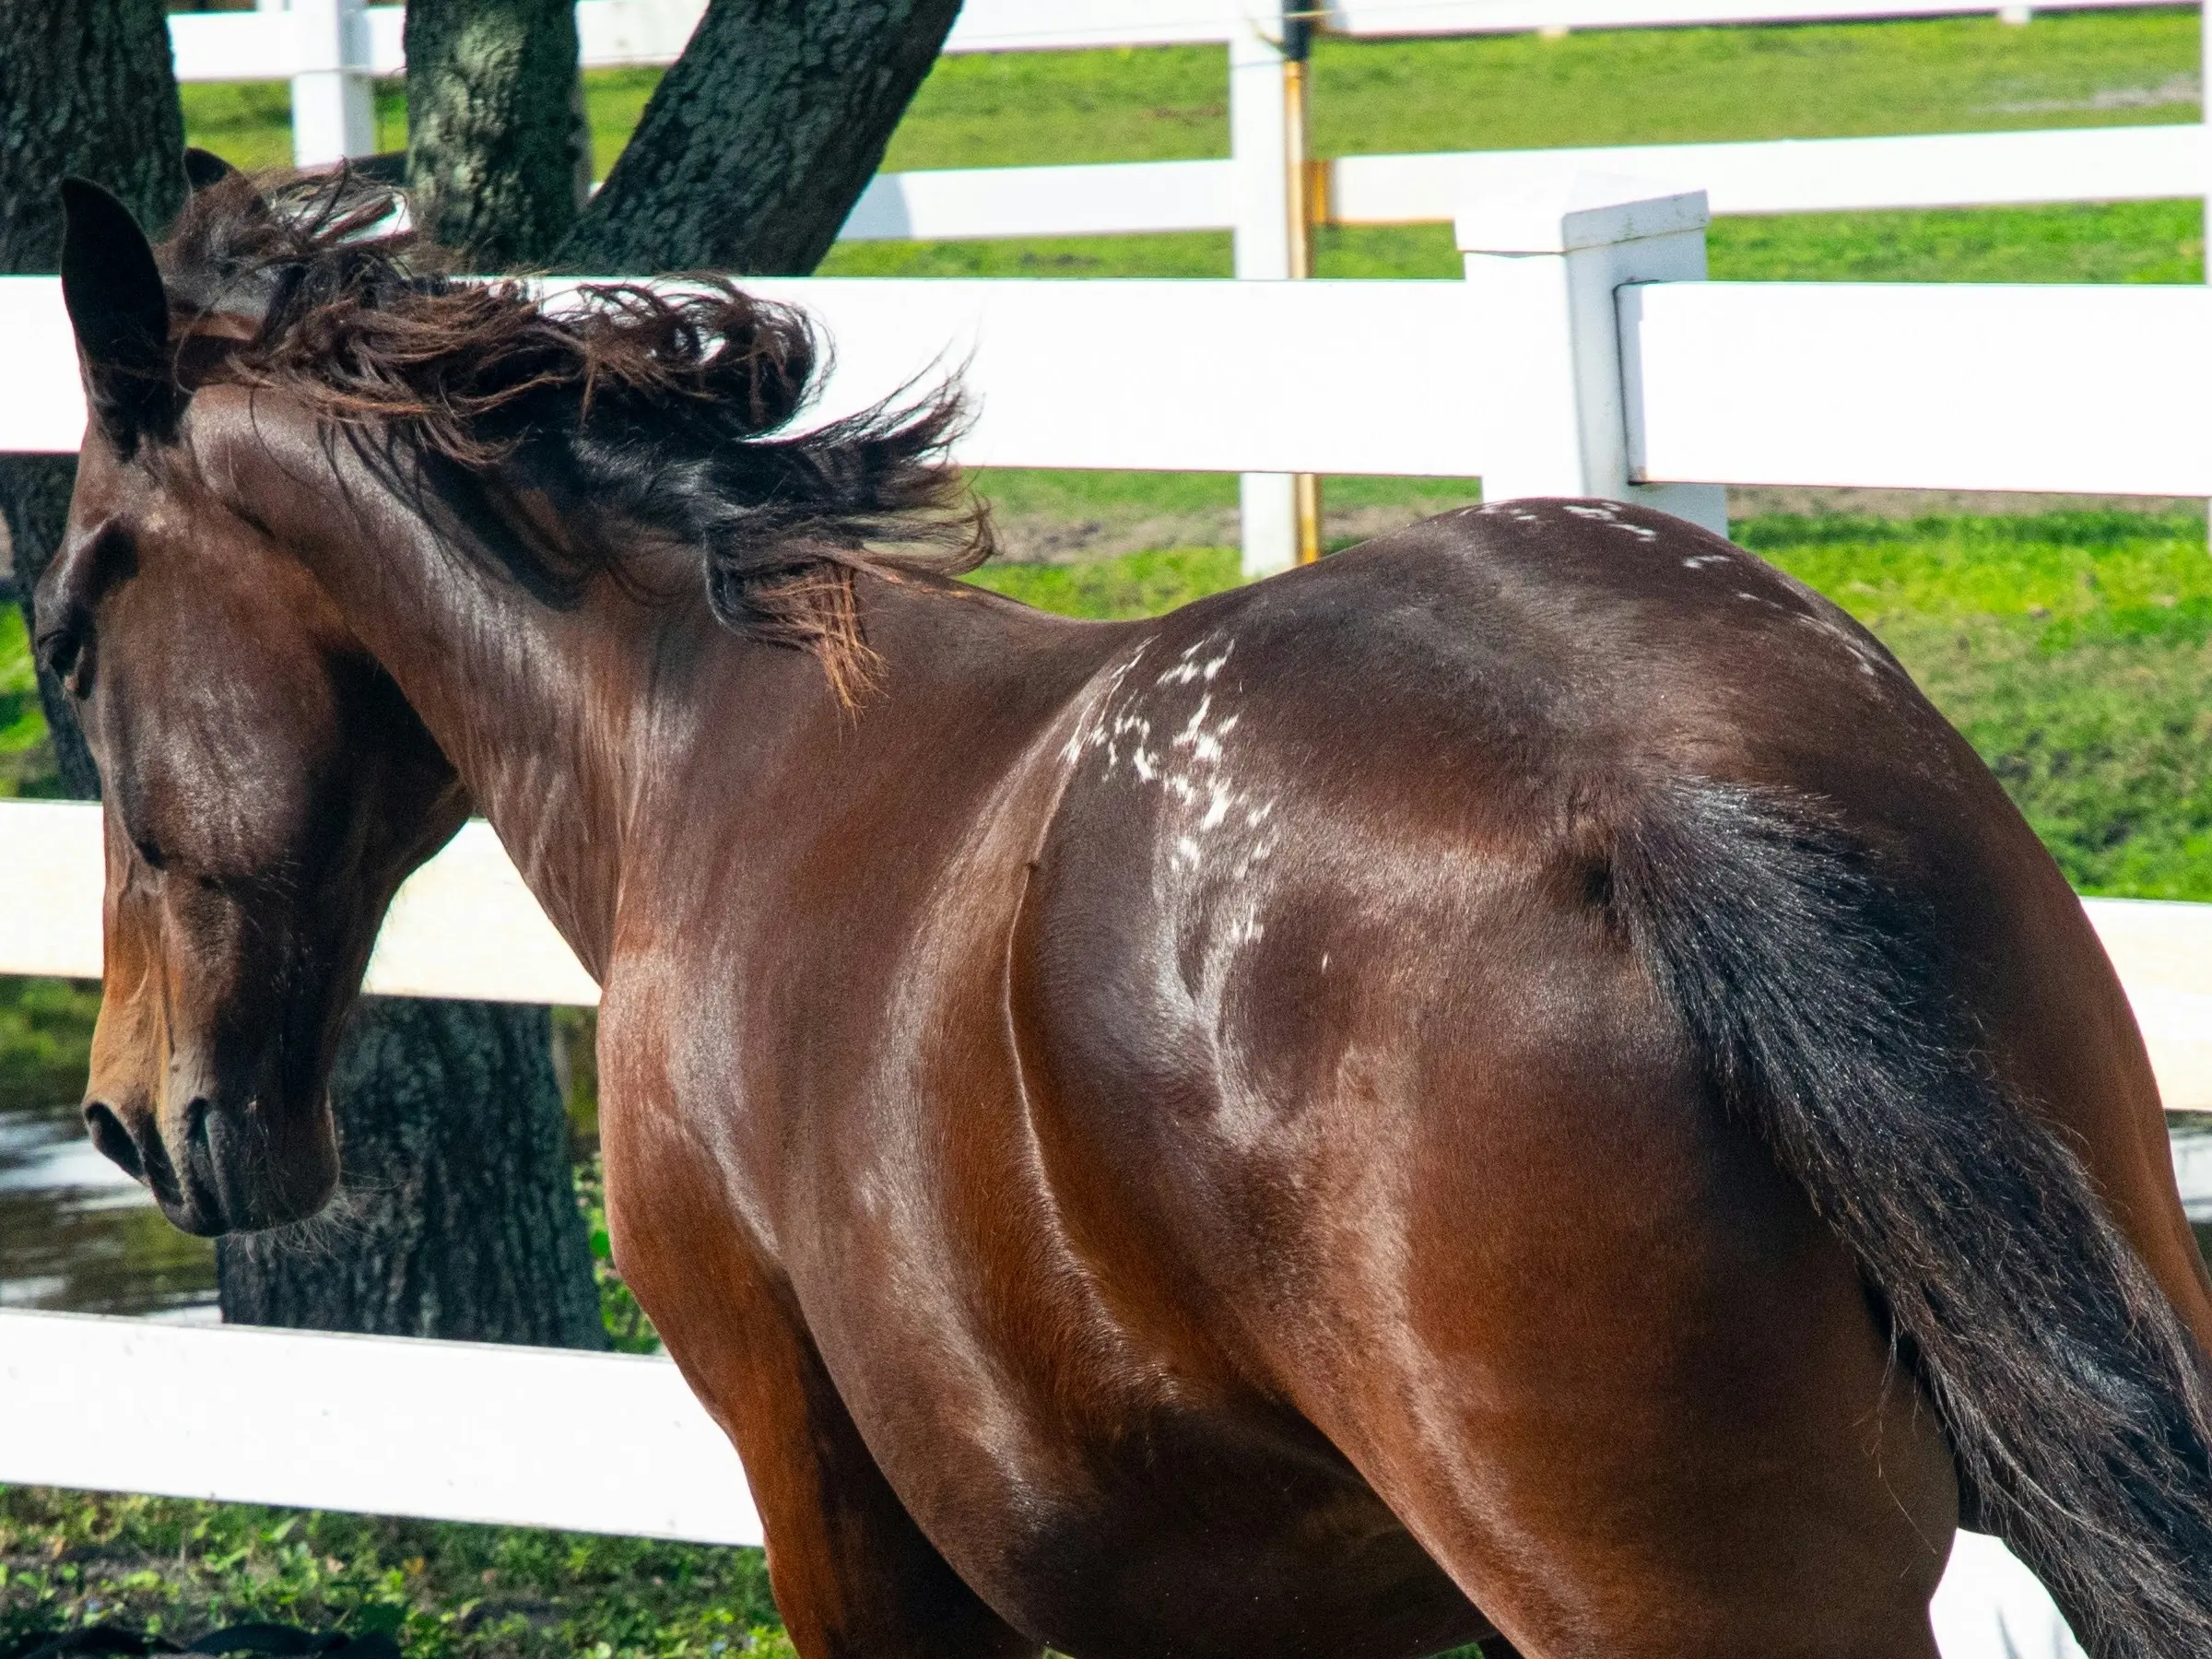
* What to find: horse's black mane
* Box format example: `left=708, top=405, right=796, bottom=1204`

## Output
left=159, top=169, right=989, bottom=701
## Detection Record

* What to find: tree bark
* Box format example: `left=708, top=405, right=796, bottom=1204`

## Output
left=0, top=458, right=98, bottom=796
left=0, top=0, right=185, bottom=794
left=553, top=0, right=964, bottom=275
left=218, top=997, right=606, bottom=1346
left=405, top=0, right=586, bottom=268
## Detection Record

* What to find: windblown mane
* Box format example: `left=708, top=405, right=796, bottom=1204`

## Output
left=158, top=169, right=990, bottom=702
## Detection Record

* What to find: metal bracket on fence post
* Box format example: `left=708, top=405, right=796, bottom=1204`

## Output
left=290, top=0, right=377, bottom=168
left=1457, top=169, right=1728, bottom=536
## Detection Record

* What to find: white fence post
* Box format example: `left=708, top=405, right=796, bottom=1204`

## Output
left=1230, top=19, right=1301, bottom=579
left=1458, top=170, right=1728, bottom=534
left=290, top=0, right=377, bottom=168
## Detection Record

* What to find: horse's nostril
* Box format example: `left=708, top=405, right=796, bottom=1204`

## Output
left=183, top=1095, right=211, bottom=1152
left=83, top=1100, right=144, bottom=1181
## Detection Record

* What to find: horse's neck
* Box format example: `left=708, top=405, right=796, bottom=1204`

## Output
left=245, top=418, right=1098, bottom=982
left=276, top=445, right=731, bottom=977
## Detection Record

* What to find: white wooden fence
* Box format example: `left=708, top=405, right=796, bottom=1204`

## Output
left=165, top=0, right=2210, bottom=576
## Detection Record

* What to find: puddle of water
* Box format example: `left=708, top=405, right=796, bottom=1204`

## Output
left=1980, top=74, right=2200, bottom=114
left=0, top=978, right=215, bottom=1319
left=0, top=1097, right=217, bottom=1318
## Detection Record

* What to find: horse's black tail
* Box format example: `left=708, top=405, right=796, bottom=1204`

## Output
left=1612, top=778, right=2212, bottom=1659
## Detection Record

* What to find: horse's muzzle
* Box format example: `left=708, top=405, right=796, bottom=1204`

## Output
left=82, top=1092, right=321, bottom=1235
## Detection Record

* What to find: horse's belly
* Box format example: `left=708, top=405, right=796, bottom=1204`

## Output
left=888, top=1406, right=1490, bottom=1659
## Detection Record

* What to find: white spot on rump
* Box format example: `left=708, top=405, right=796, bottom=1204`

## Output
left=1173, top=694, right=1215, bottom=749
left=1059, top=649, right=1147, bottom=764
left=1158, top=633, right=1235, bottom=688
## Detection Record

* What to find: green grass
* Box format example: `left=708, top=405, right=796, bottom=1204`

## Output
left=1708, top=199, right=2206, bottom=283
left=880, top=9, right=2205, bottom=170
left=177, top=9, right=2201, bottom=179
left=0, top=608, right=66, bottom=800
left=0, top=1487, right=787, bottom=1659
left=1743, top=510, right=2212, bottom=900
left=1299, top=10, right=2199, bottom=156
left=0, top=977, right=100, bottom=1118
left=965, top=545, right=1241, bottom=618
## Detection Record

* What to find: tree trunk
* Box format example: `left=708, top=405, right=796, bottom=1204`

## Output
left=218, top=997, right=606, bottom=1346
left=405, top=0, right=586, bottom=267
left=0, top=2, right=604, bottom=1350
left=553, top=0, right=964, bottom=275
left=0, top=457, right=98, bottom=796
left=0, top=0, right=185, bottom=792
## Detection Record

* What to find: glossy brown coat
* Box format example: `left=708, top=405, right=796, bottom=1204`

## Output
left=47, top=175, right=2212, bottom=1659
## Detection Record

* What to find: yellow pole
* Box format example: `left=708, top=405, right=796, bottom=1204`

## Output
left=1283, top=45, right=1324, bottom=565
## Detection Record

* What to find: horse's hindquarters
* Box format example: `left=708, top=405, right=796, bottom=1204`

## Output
left=1012, top=820, right=1953, bottom=1654
left=1252, top=900, right=1953, bottom=1656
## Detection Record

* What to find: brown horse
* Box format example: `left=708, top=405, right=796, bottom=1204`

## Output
left=42, top=166, right=2212, bottom=1659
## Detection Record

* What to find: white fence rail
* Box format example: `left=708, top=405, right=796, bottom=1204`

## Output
left=842, top=124, right=2208, bottom=242
left=0, top=802, right=594, bottom=1005
left=1629, top=280, right=2212, bottom=494
left=0, top=1310, right=759, bottom=1544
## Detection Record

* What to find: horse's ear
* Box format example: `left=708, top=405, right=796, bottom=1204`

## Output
left=182, top=148, right=239, bottom=193
left=59, top=177, right=181, bottom=453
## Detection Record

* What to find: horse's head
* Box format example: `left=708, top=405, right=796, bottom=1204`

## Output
left=45, top=176, right=468, bottom=1234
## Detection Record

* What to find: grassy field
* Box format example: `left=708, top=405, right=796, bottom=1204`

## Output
left=175, top=9, right=2205, bottom=286
left=180, top=8, right=2203, bottom=171
left=0, top=1485, right=789, bottom=1659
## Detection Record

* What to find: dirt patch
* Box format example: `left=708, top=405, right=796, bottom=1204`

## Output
left=989, top=487, right=2204, bottom=564
left=1727, top=486, right=2206, bottom=521
left=988, top=500, right=1480, bottom=563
